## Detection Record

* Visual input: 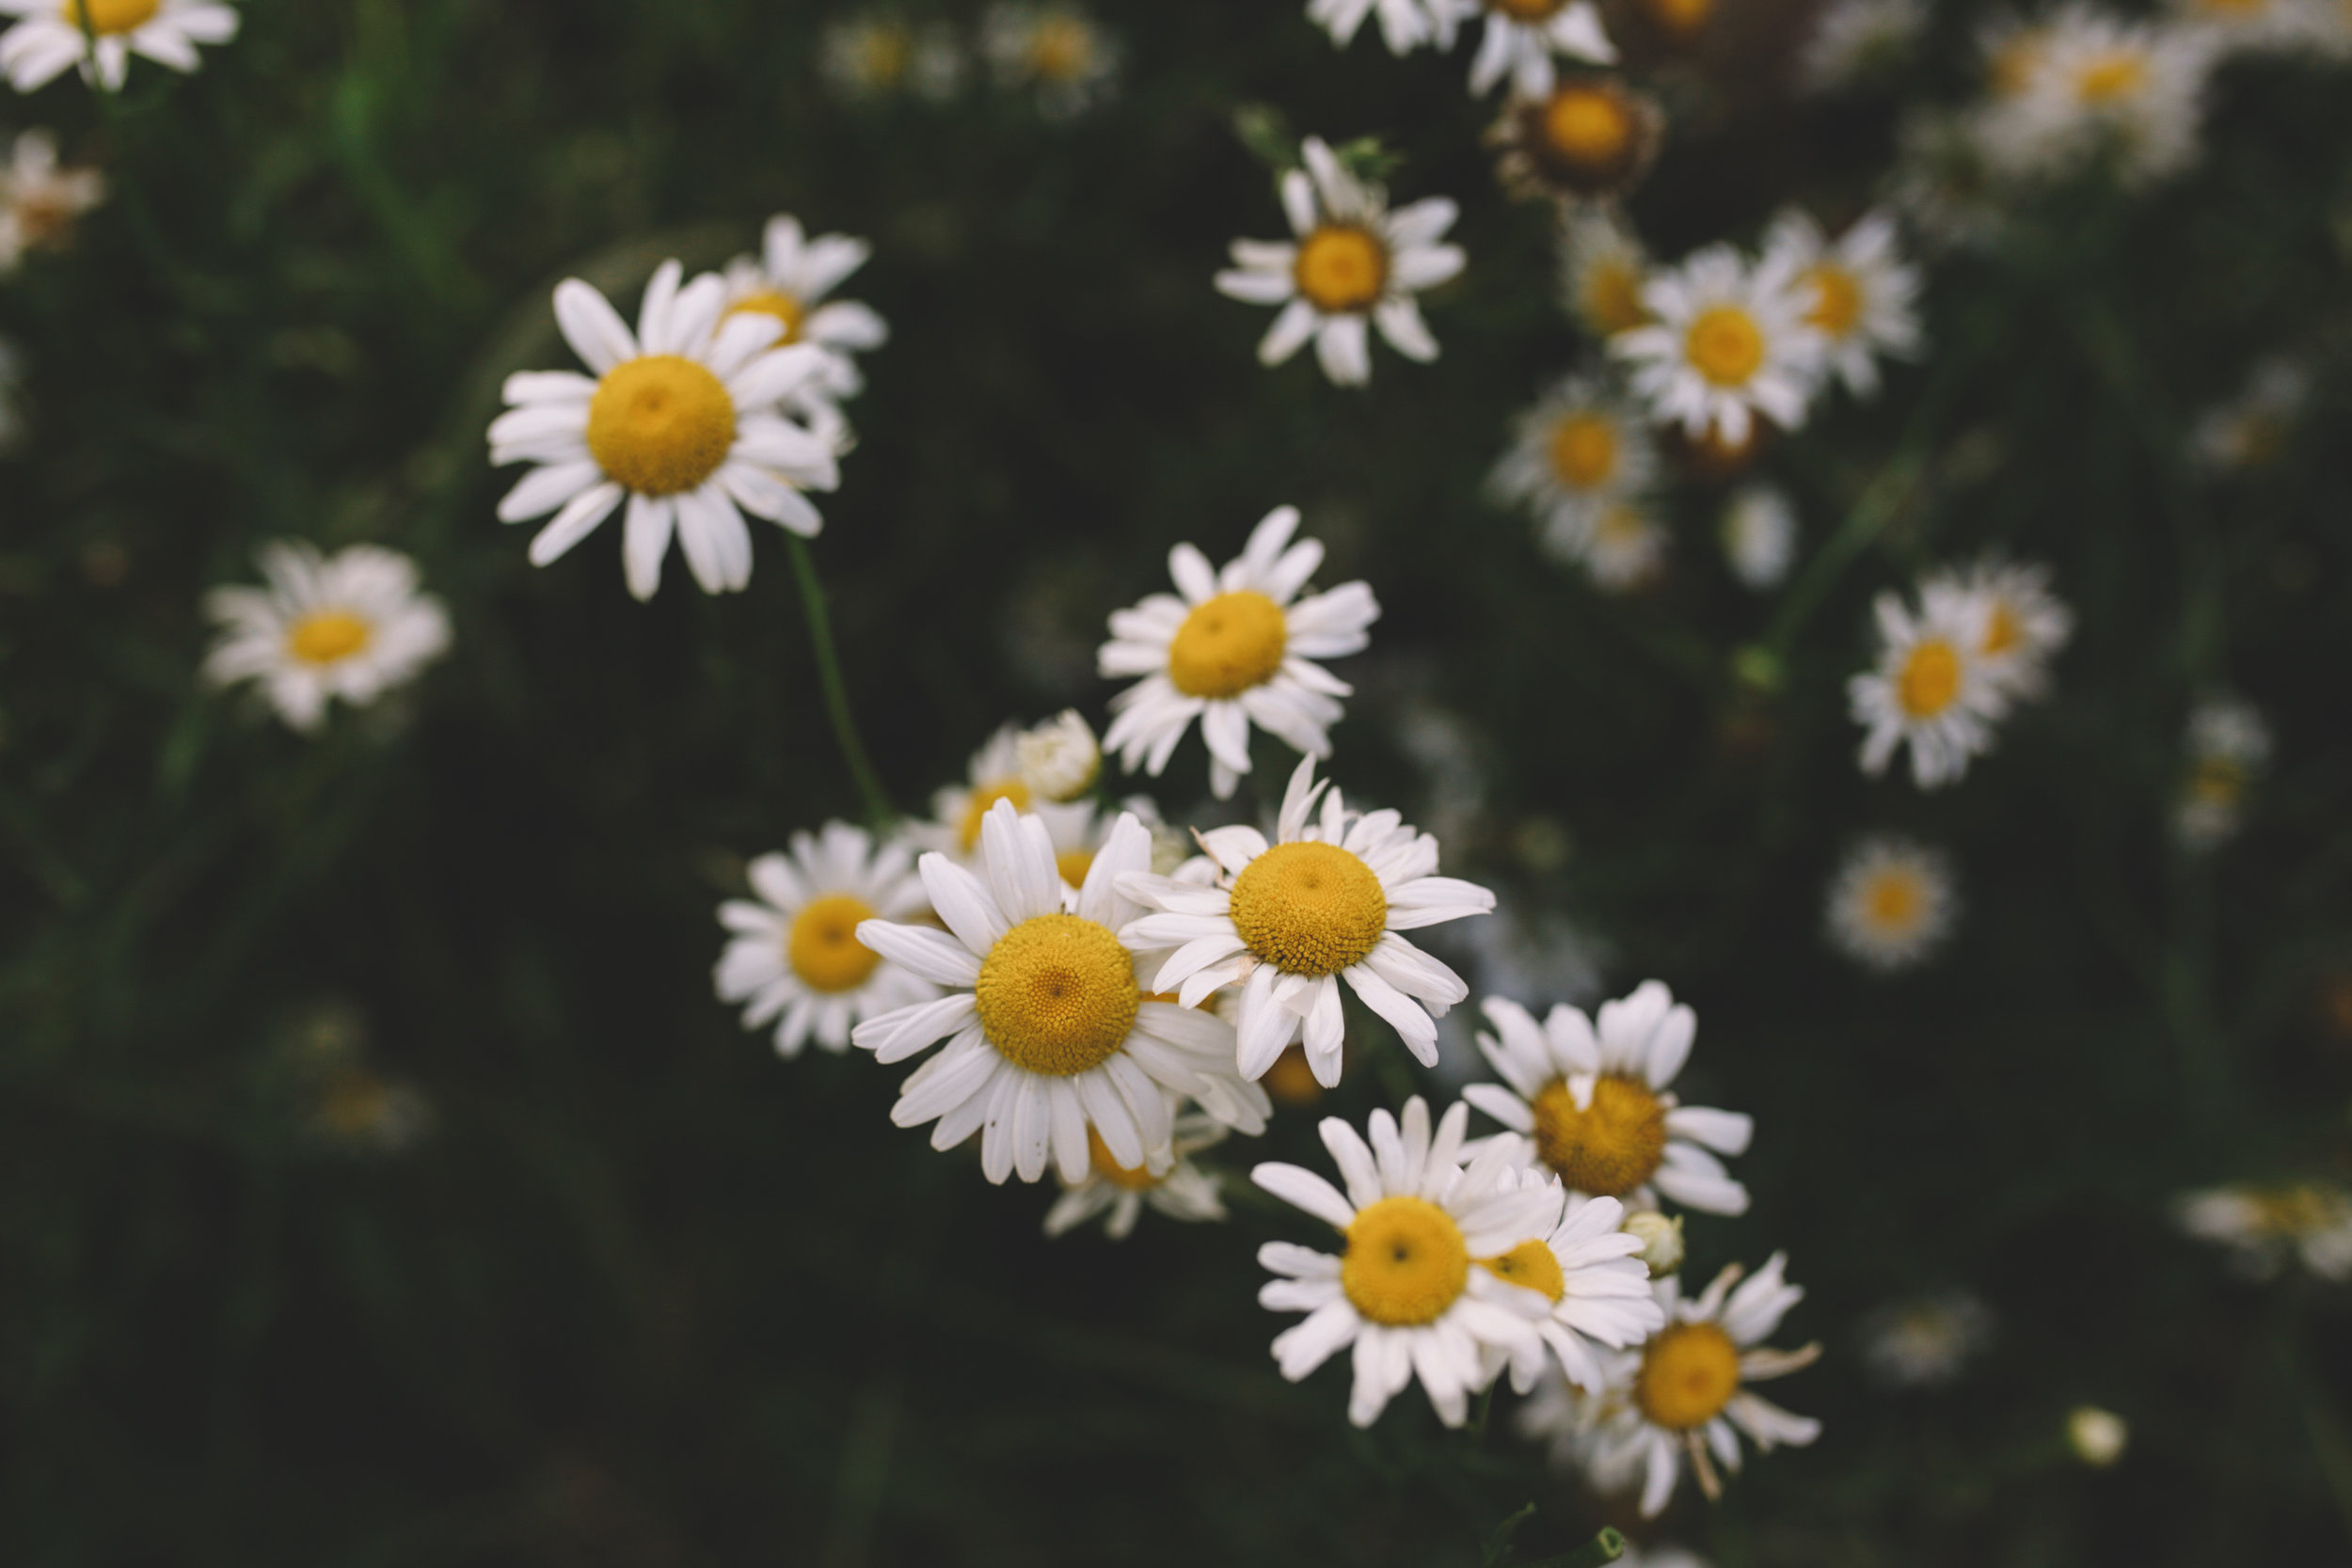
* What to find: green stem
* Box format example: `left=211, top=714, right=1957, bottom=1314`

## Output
left=787, top=535, right=893, bottom=826
left=1515, top=1527, right=1626, bottom=1568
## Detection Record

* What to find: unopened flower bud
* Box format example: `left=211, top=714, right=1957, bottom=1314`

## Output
left=1623, top=1210, right=1684, bottom=1276
left=2066, top=1405, right=2127, bottom=1467
left=1147, top=818, right=1194, bottom=877
left=1017, top=710, right=1099, bottom=802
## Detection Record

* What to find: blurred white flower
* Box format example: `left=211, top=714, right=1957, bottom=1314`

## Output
left=2178, top=1181, right=2352, bottom=1280
left=1802, top=0, right=1927, bottom=91
left=1933, top=555, right=2072, bottom=702
left=2169, top=0, right=2341, bottom=56
left=1973, top=8, right=2214, bottom=187
left=1824, top=834, right=1958, bottom=972
left=1848, top=579, right=2010, bottom=789
left=982, top=2, right=1120, bottom=118
left=1491, top=373, right=1658, bottom=560
left=1614, top=244, right=1827, bottom=445
left=1489, top=77, right=1663, bottom=205
left=0, top=128, right=102, bottom=273
left=1720, top=483, right=1797, bottom=589
left=203, top=542, right=451, bottom=734
left=1762, top=208, right=1924, bottom=398
left=1045, top=1112, right=1231, bottom=1240
left=1860, top=1290, right=1994, bottom=1387
left=907, top=723, right=1096, bottom=866
left=1559, top=206, right=1652, bottom=339
left=1427, top=0, right=1615, bottom=98
left=2176, top=693, right=2270, bottom=849
left=2067, top=1405, right=2128, bottom=1466
left=718, top=215, right=888, bottom=418
left=0, top=0, right=237, bottom=93
left=2192, top=357, right=2308, bottom=475
left=1546, top=496, right=1668, bottom=592
left=1017, top=709, right=1101, bottom=802
left=1622, top=1209, right=1684, bottom=1276
left=820, top=14, right=964, bottom=101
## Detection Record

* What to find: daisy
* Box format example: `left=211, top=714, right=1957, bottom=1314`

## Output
left=0, top=128, right=100, bottom=272
left=1120, top=755, right=1495, bottom=1085
left=488, top=261, right=841, bottom=601
left=1823, top=834, right=1958, bottom=972
left=202, top=542, right=452, bottom=734
left=1015, top=709, right=1101, bottom=803
left=1614, top=245, right=1826, bottom=446
left=2192, top=357, right=2307, bottom=474
left=714, top=821, right=937, bottom=1057
left=1488, top=75, right=1662, bottom=205
left=1935, top=555, right=2071, bottom=699
left=850, top=800, right=1265, bottom=1184
left=718, top=214, right=889, bottom=413
left=1720, top=483, right=1796, bottom=589
left=0, top=0, right=236, bottom=92
left=1983, top=9, right=2213, bottom=186
left=1251, top=1096, right=1559, bottom=1426
left=1859, top=1290, right=1994, bottom=1387
left=2176, top=694, right=2269, bottom=849
left=1097, top=506, right=1378, bottom=800
left=981, top=2, right=1119, bottom=118
left=1579, top=1256, right=1821, bottom=1516
left=1489, top=373, right=1657, bottom=547
left=821, top=13, right=964, bottom=101
left=1847, top=580, right=2008, bottom=788
left=1761, top=209, right=1923, bottom=398
left=1559, top=207, right=1652, bottom=339
left=907, top=723, right=1098, bottom=866
left=2178, top=1181, right=2352, bottom=1281
left=1044, top=1111, right=1230, bottom=1240
left=1463, top=988, right=1752, bottom=1215
left=1215, top=136, right=1464, bottom=387
left=1481, top=1179, right=1665, bottom=1395
left=1802, top=0, right=1927, bottom=91
left=1546, top=497, right=1667, bottom=591
left=1428, top=0, right=1615, bottom=99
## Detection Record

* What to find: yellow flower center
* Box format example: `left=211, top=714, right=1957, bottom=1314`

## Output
left=1531, top=1074, right=1667, bottom=1197
left=1583, top=261, right=1650, bottom=336
left=585, top=355, right=737, bottom=498
left=1645, top=0, right=1712, bottom=39
left=854, top=24, right=913, bottom=83
left=1057, top=848, right=1095, bottom=888
left=1027, top=15, right=1094, bottom=80
left=1293, top=225, right=1390, bottom=314
left=973, top=913, right=1139, bottom=1076
left=1989, top=36, right=2042, bottom=97
left=1490, top=0, right=1569, bottom=21
left=318, top=1067, right=392, bottom=1138
left=787, top=893, right=881, bottom=994
left=1540, top=87, right=1635, bottom=174
left=1685, top=306, right=1766, bottom=388
left=1595, top=502, right=1649, bottom=549
left=1637, top=1322, right=1741, bottom=1430
left=1086, top=1127, right=1161, bottom=1191
left=1167, top=590, right=1288, bottom=699
left=286, top=610, right=373, bottom=667
left=1548, top=412, right=1620, bottom=491
left=1342, top=1196, right=1470, bottom=1326
left=1982, top=601, right=2021, bottom=656
left=2076, top=52, right=2147, bottom=104
left=1480, top=1238, right=1566, bottom=1303
left=727, top=288, right=805, bottom=346
left=1896, top=640, right=1962, bottom=719
left=2189, top=756, right=2245, bottom=807
left=1264, top=1045, right=1327, bottom=1106
left=958, top=778, right=1033, bottom=852
left=62, top=0, right=156, bottom=35
left=1229, top=841, right=1389, bottom=977
left=2250, top=1184, right=2334, bottom=1235
left=1862, top=869, right=1924, bottom=933
left=1806, top=264, right=1864, bottom=339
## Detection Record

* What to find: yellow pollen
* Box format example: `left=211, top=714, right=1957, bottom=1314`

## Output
left=1293, top=225, right=1390, bottom=314
left=1982, top=601, right=2021, bottom=656
left=1086, top=1127, right=1161, bottom=1191
left=1548, top=412, right=1620, bottom=491
left=726, top=288, right=805, bottom=346
left=1027, top=15, right=1094, bottom=80
left=1343, top=1196, right=1470, bottom=1326
left=1897, top=640, right=1962, bottom=719
left=787, top=893, right=881, bottom=993
left=585, top=355, right=737, bottom=498
left=1229, top=841, right=1389, bottom=977
left=1480, top=1239, right=1566, bottom=1302
left=2189, top=756, right=2245, bottom=807
left=1685, top=306, right=1766, bottom=388
left=2076, top=52, right=2147, bottom=103
left=1863, top=871, right=1924, bottom=932
left=1531, top=1075, right=1667, bottom=1197
left=1057, top=848, right=1096, bottom=888
left=1167, top=590, right=1288, bottom=699
left=1584, top=261, right=1651, bottom=336
left=286, top=610, right=373, bottom=667
left=1637, top=1322, right=1741, bottom=1430
left=62, top=0, right=156, bottom=34
left=1540, top=87, right=1635, bottom=174
left=1806, top=265, right=1864, bottom=339
left=958, top=778, right=1033, bottom=851
left=973, top=913, right=1139, bottom=1076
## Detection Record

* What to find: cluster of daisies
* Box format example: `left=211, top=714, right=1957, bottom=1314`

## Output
left=820, top=1, right=1120, bottom=118
left=711, top=505, right=1817, bottom=1523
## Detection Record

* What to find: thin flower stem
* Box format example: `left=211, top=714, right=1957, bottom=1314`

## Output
left=787, top=534, right=894, bottom=826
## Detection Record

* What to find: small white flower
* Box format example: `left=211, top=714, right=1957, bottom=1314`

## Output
left=1016, top=709, right=1101, bottom=802
left=1215, top=136, right=1464, bottom=387
left=1097, top=506, right=1378, bottom=800
left=1427, top=0, right=1615, bottom=97
left=2067, top=1405, right=2128, bottom=1466
left=0, top=128, right=101, bottom=273
left=821, top=14, right=965, bottom=101
left=1860, top=1291, right=1994, bottom=1387
left=2178, top=1181, right=2352, bottom=1281
left=1824, top=833, right=1958, bottom=972
left=202, top=542, right=452, bottom=734
left=0, top=0, right=237, bottom=93
left=1614, top=244, right=1826, bottom=446
left=718, top=215, right=889, bottom=415
left=1761, top=208, right=1924, bottom=398
left=981, top=2, right=1120, bottom=118
left=1976, top=8, right=2214, bottom=186
left=1559, top=207, right=1651, bottom=339
left=2192, top=357, right=2307, bottom=475
left=1801, top=0, right=1927, bottom=90
left=1928, top=555, right=2071, bottom=701
left=1720, top=483, right=1797, bottom=589
left=714, top=822, right=937, bottom=1057
left=2176, top=694, right=2270, bottom=849
left=488, top=262, right=843, bottom=600
left=1463, top=986, right=1753, bottom=1215
left=1120, top=755, right=1495, bottom=1086
left=1251, top=1096, right=1559, bottom=1426
left=1044, top=1111, right=1231, bottom=1239
left=1547, top=496, right=1667, bottom=592
left=1847, top=580, right=2009, bottom=788
left=1479, top=1178, right=1665, bottom=1395
left=1489, top=373, right=1657, bottom=557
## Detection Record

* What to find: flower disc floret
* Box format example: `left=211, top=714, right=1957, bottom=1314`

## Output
left=586, top=356, right=738, bottom=497
left=957, top=777, right=1033, bottom=850
left=787, top=893, right=882, bottom=993
left=1686, top=306, right=1766, bottom=386
left=1897, top=639, right=1961, bottom=717
left=727, top=288, right=806, bottom=344
left=64, top=0, right=156, bottom=33
left=1167, top=589, right=1289, bottom=698
left=1805, top=265, right=1863, bottom=337
left=974, top=913, right=1142, bottom=1076
left=1087, top=1127, right=1161, bottom=1192
left=1549, top=413, right=1619, bottom=488
left=1229, top=841, right=1390, bottom=976
left=1293, top=226, right=1390, bottom=314
left=1481, top=1238, right=1566, bottom=1302
left=1532, top=1074, right=1667, bottom=1196
left=286, top=610, right=372, bottom=667
left=1542, top=86, right=1634, bottom=168
left=1343, top=1195, right=1470, bottom=1325
left=1636, top=1321, right=1741, bottom=1429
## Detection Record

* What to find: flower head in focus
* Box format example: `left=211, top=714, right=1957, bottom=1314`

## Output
left=1480, top=1180, right=1666, bottom=1395
left=0, top=128, right=101, bottom=272
left=1044, top=1111, right=1232, bottom=1240
left=1824, top=833, right=1958, bottom=972
left=202, top=542, right=452, bottom=734
left=0, top=0, right=237, bottom=93
left=1615, top=244, right=1826, bottom=445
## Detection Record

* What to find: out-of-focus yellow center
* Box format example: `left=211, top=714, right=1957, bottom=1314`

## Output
left=1230, top=841, right=1389, bottom=977
left=286, top=610, right=373, bottom=667
left=727, top=288, right=805, bottom=346
left=974, top=913, right=1138, bottom=1076
left=1982, top=600, right=2021, bottom=656
left=1087, top=1127, right=1161, bottom=1191
left=1294, top=225, right=1389, bottom=314
left=787, top=893, right=881, bottom=993
left=586, top=356, right=737, bottom=497
left=1264, top=1045, right=1326, bottom=1105
left=1549, top=412, right=1620, bottom=490
left=854, top=24, right=913, bottom=83
left=1491, top=0, right=1568, bottom=18
left=1897, top=640, right=1962, bottom=718
left=958, top=778, right=1033, bottom=851
left=1027, top=14, right=1095, bottom=80
left=1532, top=1075, right=1667, bottom=1196
left=1168, top=590, right=1287, bottom=699
left=1480, top=1238, right=1566, bottom=1303
left=1057, top=848, right=1095, bottom=889
left=1806, top=265, right=1864, bottom=339
left=318, top=1068, right=392, bottom=1138
left=1686, top=306, right=1766, bottom=387
left=1595, top=502, right=1650, bottom=551
left=2076, top=51, right=2147, bottom=104
left=63, top=0, right=156, bottom=35
left=1343, top=1196, right=1470, bottom=1325
left=1863, top=870, right=1924, bottom=933
left=1638, top=1322, right=1741, bottom=1429
left=1645, top=0, right=1712, bottom=39
left=1583, top=261, right=1650, bottom=336
left=1989, top=36, right=2043, bottom=97
left=1541, top=87, right=1635, bottom=172
left=2189, top=756, right=2245, bottom=807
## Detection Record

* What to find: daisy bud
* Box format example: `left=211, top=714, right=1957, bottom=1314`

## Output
left=2066, top=1406, right=2127, bottom=1467
left=1017, top=710, right=1101, bottom=802
left=1146, top=819, right=1195, bottom=878
left=1623, top=1210, right=1684, bottom=1276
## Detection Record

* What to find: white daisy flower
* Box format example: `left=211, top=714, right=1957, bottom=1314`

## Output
left=1427, top=0, right=1615, bottom=98
left=1489, top=373, right=1657, bottom=552
left=1097, top=506, right=1378, bottom=800
left=0, top=128, right=101, bottom=273
left=1480, top=1180, right=1665, bottom=1395
left=0, top=0, right=236, bottom=92
left=1251, top=1096, right=1559, bottom=1426
left=1489, top=75, right=1663, bottom=205
left=202, top=542, right=452, bottom=734
left=2192, top=357, right=2307, bottom=475
left=1802, top=0, right=1927, bottom=90
left=1307, top=0, right=1433, bottom=54
left=1215, top=136, right=1465, bottom=387
left=1462, top=987, right=1753, bottom=1215
left=1120, top=755, right=1496, bottom=1086
left=718, top=214, right=888, bottom=415
left=1559, top=207, right=1652, bottom=339
left=850, top=800, right=1267, bottom=1185
left=1548, top=497, right=1667, bottom=591
left=1044, top=1110, right=1230, bottom=1240
left=714, top=822, right=937, bottom=1058
left=1980, top=9, right=2214, bottom=186
left=1860, top=1290, right=1994, bottom=1387
left=2178, top=1181, right=2352, bottom=1281
left=1931, top=555, right=2071, bottom=700
left=1578, top=1256, right=1821, bottom=1516
left=1015, top=709, right=1101, bottom=802
left=1720, top=483, right=1797, bottom=589
left=907, top=722, right=1100, bottom=869
left=1847, top=580, right=2008, bottom=788
left=820, top=13, right=965, bottom=101
left=2176, top=693, right=2270, bottom=849
left=1613, top=245, right=1826, bottom=446
left=1761, top=209, right=1923, bottom=398
left=488, top=261, right=841, bottom=601
left=981, top=2, right=1120, bottom=118
left=1823, top=833, right=1958, bottom=972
